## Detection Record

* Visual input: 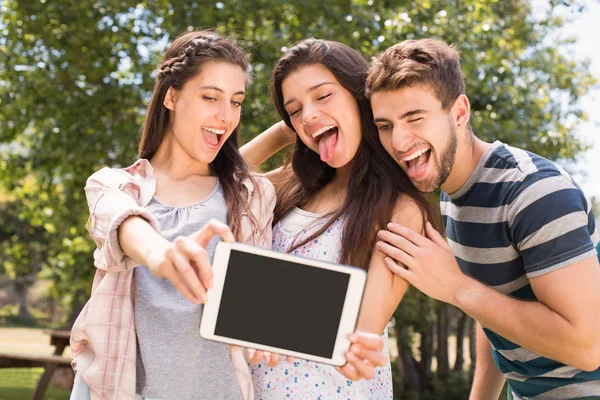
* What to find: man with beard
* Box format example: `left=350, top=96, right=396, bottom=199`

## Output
left=366, top=38, right=600, bottom=399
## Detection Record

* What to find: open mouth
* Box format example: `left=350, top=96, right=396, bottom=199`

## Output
left=401, top=148, right=431, bottom=180
left=202, top=127, right=226, bottom=149
left=312, top=125, right=338, bottom=162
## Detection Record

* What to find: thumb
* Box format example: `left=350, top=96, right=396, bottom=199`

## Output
left=425, top=221, right=451, bottom=250
left=193, top=219, right=235, bottom=248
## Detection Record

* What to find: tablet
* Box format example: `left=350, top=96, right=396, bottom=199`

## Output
left=199, top=242, right=367, bottom=366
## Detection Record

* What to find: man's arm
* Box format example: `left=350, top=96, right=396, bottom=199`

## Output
left=456, top=255, right=600, bottom=372
left=378, top=222, right=600, bottom=372
left=469, top=322, right=506, bottom=400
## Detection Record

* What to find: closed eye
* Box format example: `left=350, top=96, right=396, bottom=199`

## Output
left=408, top=117, right=424, bottom=123
left=289, top=108, right=302, bottom=117
left=317, top=93, right=331, bottom=101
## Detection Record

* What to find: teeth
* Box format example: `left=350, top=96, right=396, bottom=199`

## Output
left=311, top=125, right=337, bottom=138
left=202, top=127, right=226, bottom=134
left=402, top=148, right=429, bottom=162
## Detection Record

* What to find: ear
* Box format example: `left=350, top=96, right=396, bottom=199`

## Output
left=451, top=94, right=470, bottom=127
left=163, top=87, right=176, bottom=111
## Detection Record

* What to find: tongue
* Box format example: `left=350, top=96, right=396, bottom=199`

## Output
left=407, top=152, right=429, bottom=179
left=204, top=131, right=219, bottom=146
left=318, top=130, right=337, bottom=162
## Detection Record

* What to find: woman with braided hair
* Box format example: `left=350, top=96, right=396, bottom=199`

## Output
left=69, top=30, right=276, bottom=400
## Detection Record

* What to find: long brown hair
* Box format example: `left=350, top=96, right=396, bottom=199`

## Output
left=271, top=39, right=441, bottom=269
left=139, top=30, right=259, bottom=240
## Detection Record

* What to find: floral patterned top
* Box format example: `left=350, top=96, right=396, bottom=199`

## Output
left=251, top=207, right=394, bottom=400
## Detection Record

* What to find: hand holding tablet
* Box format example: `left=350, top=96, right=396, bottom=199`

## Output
left=200, top=242, right=367, bottom=366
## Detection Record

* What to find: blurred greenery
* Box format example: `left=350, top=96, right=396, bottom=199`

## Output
left=0, top=369, right=70, bottom=400
left=0, top=0, right=596, bottom=397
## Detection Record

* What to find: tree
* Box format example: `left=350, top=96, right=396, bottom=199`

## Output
left=0, top=177, right=50, bottom=319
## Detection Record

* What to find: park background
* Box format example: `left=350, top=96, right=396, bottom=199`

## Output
left=1, top=0, right=599, bottom=398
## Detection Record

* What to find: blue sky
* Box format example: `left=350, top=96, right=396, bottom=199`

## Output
left=550, top=1, right=600, bottom=198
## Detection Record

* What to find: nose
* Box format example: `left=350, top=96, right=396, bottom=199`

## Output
left=392, top=125, right=414, bottom=153
left=301, top=103, right=319, bottom=125
left=215, top=101, right=232, bottom=124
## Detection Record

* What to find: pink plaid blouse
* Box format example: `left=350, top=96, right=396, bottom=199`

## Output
left=70, top=159, right=275, bottom=400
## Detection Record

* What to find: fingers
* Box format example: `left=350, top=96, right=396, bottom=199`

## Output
left=349, top=332, right=384, bottom=352
left=246, top=349, right=289, bottom=367
left=247, top=349, right=264, bottom=365
left=386, top=222, right=430, bottom=247
left=376, top=240, right=415, bottom=268
left=349, top=344, right=386, bottom=368
left=169, top=243, right=207, bottom=302
left=384, top=257, right=413, bottom=282
left=346, top=351, right=376, bottom=380
left=175, top=236, right=213, bottom=289
left=266, top=352, right=281, bottom=367
left=194, top=219, right=235, bottom=248
left=377, top=229, right=420, bottom=258
left=425, top=221, right=451, bottom=250
left=161, top=260, right=201, bottom=304
left=335, top=363, right=361, bottom=381
left=343, top=333, right=387, bottom=380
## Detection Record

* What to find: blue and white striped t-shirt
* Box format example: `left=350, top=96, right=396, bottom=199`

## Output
left=441, top=141, right=600, bottom=399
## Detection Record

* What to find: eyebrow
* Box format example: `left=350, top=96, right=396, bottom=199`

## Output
left=373, top=109, right=427, bottom=124
left=283, top=81, right=335, bottom=107
left=199, top=85, right=245, bottom=96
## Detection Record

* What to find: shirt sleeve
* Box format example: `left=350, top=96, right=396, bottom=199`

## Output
left=85, top=167, right=161, bottom=272
left=508, top=172, right=597, bottom=278
left=242, top=174, right=276, bottom=248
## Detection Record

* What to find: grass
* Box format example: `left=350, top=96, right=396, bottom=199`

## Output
left=0, top=368, right=70, bottom=400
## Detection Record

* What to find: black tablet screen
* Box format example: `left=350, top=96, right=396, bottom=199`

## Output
left=214, top=249, right=351, bottom=358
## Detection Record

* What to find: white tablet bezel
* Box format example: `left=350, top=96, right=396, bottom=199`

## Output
left=200, top=241, right=366, bottom=366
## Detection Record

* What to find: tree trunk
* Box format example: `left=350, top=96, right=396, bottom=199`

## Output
left=436, top=303, right=450, bottom=379
left=394, top=311, right=421, bottom=394
left=418, top=324, right=434, bottom=390
left=67, top=289, right=86, bottom=327
left=453, top=311, right=469, bottom=372
left=14, top=277, right=33, bottom=319
left=468, top=316, right=477, bottom=375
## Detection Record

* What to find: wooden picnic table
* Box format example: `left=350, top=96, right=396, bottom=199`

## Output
left=0, top=328, right=73, bottom=400
left=33, top=329, right=72, bottom=400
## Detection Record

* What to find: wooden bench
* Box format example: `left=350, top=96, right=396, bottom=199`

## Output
left=0, top=352, right=72, bottom=368
left=0, top=329, right=73, bottom=400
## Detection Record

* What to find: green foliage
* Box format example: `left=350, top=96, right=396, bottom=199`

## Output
left=0, top=177, right=50, bottom=279
left=394, top=370, right=474, bottom=400
left=394, top=286, right=436, bottom=339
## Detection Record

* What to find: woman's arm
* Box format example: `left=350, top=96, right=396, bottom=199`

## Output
left=357, top=196, right=424, bottom=333
left=119, top=216, right=235, bottom=304
left=239, top=121, right=295, bottom=169
left=86, top=164, right=234, bottom=304
left=85, top=165, right=162, bottom=273
left=336, top=196, right=424, bottom=381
